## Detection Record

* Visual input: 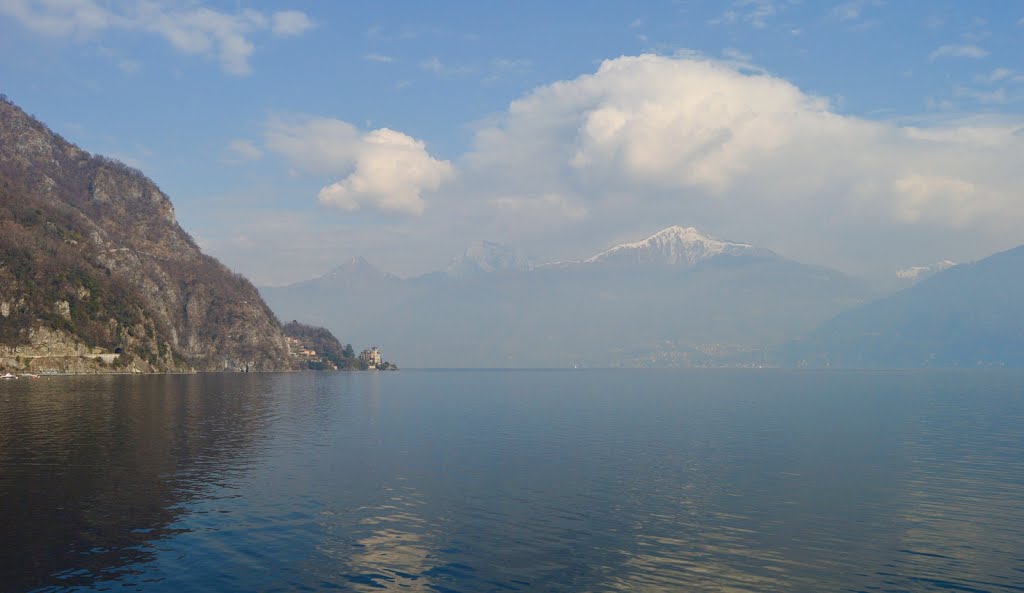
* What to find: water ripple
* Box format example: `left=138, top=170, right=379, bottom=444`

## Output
left=1, top=370, right=1022, bottom=592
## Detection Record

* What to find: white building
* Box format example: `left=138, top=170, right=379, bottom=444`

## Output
left=360, top=346, right=382, bottom=368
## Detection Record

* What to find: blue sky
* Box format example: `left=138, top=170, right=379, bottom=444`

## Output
left=1, top=1, right=1022, bottom=284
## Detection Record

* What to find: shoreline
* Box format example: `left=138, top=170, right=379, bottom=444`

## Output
left=0, top=368, right=398, bottom=378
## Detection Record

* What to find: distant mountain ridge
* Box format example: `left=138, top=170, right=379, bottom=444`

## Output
left=787, top=245, right=1024, bottom=367
left=318, top=256, right=398, bottom=285
left=262, top=226, right=867, bottom=368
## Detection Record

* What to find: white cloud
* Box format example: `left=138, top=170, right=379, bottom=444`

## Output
left=725, top=0, right=778, bottom=29
left=419, top=56, right=471, bottom=76
left=929, top=44, right=989, bottom=61
left=421, top=56, right=443, bottom=72
left=117, top=58, right=140, bottom=74
left=493, top=58, right=531, bottom=73
left=977, top=68, right=1013, bottom=83
left=954, top=86, right=1010, bottom=104
left=461, top=53, right=1024, bottom=272
left=829, top=0, right=884, bottom=31
left=721, top=47, right=752, bottom=63
left=365, top=24, right=423, bottom=41
left=889, top=173, right=1002, bottom=226
left=265, top=117, right=453, bottom=216
left=226, top=139, right=263, bottom=161
left=271, top=10, right=313, bottom=37
left=265, top=117, right=361, bottom=174
left=493, top=193, right=588, bottom=225
left=483, top=58, right=532, bottom=84
left=974, top=68, right=1024, bottom=85
left=0, top=1, right=314, bottom=75
left=830, top=1, right=863, bottom=21
left=364, top=53, right=395, bottom=63
left=0, top=0, right=120, bottom=36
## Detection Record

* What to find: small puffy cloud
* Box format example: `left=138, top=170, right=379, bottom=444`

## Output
left=929, top=44, right=989, bottom=61
left=265, top=117, right=453, bottom=216
left=227, top=139, right=263, bottom=161
left=0, top=1, right=313, bottom=75
left=271, top=10, right=313, bottom=37
left=318, top=129, right=453, bottom=215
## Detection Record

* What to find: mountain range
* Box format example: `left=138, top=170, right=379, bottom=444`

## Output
left=786, top=245, right=1024, bottom=368
left=5, top=93, right=1020, bottom=371
left=262, top=226, right=870, bottom=367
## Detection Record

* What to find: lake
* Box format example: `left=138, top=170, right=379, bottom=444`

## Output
left=1, top=370, right=1022, bottom=592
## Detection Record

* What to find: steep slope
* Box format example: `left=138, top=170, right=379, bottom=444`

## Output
left=263, top=227, right=868, bottom=368
left=0, top=95, right=296, bottom=373
left=788, top=245, right=1024, bottom=367
left=282, top=320, right=355, bottom=370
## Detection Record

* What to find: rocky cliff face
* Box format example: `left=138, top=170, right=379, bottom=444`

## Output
left=0, top=95, right=297, bottom=373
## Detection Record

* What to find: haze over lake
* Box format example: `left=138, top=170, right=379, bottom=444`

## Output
left=3, top=371, right=1022, bottom=592
left=3, top=3, right=1024, bottom=592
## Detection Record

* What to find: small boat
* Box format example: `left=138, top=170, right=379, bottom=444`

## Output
left=1, top=372, right=17, bottom=379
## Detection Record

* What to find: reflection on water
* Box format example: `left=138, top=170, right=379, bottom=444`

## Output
left=873, top=385, right=1024, bottom=592
left=326, top=486, right=439, bottom=591
left=0, top=374, right=277, bottom=591
left=1, top=370, right=1022, bottom=592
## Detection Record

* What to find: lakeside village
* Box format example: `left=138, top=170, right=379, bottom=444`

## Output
left=284, top=337, right=398, bottom=371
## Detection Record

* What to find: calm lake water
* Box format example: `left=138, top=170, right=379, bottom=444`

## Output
left=1, top=370, right=1022, bottom=592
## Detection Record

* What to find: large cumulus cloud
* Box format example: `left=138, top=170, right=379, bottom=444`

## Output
left=461, top=53, right=1024, bottom=269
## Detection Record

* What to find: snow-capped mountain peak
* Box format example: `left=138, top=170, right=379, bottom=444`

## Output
left=896, top=260, right=956, bottom=281
left=584, top=226, right=759, bottom=266
left=446, top=241, right=531, bottom=276
left=321, top=256, right=396, bottom=282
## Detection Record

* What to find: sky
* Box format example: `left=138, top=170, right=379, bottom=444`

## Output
left=1, top=0, right=1022, bottom=285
